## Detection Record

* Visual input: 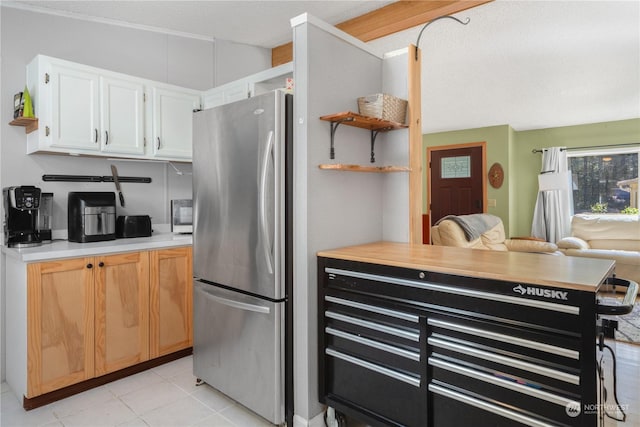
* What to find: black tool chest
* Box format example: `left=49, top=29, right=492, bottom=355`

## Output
left=318, top=257, right=601, bottom=427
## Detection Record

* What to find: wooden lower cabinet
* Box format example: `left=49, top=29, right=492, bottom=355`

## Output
left=150, top=247, right=193, bottom=358
left=95, top=252, right=150, bottom=376
left=24, top=247, right=191, bottom=399
left=26, top=257, right=95, bottom=397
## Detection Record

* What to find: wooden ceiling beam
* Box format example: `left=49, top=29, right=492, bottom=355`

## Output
left=272, top=0, right=491, bottom=66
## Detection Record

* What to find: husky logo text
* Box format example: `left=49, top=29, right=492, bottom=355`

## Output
left=513, top=284, right=569, bottom=301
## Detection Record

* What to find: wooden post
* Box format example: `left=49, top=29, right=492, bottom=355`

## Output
left=408, top=44, right=423, bottom=244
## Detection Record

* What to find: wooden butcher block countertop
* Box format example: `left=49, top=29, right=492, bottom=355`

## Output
left=318, top=241, right=616, bottom=292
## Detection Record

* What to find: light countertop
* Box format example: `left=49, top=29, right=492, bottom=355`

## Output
left=318, top=241, right=616, bottom=292
left=2, top=232, right=192, bottom=263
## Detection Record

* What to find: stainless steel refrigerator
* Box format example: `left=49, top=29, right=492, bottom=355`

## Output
left=192, top=90, right=293, bottom=425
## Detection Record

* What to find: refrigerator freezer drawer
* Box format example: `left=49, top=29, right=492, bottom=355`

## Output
left=193, top=280, right=284, bottom=425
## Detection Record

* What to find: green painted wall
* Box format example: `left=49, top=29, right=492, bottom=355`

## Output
left=511, top=118, right=640, bottom=236
left=423, top=118, right=640, bottom=239
left=423, top=125, right=512, bottom=235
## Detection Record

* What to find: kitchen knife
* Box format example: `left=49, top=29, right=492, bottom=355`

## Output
left=110, top=165, right=125, bottom=207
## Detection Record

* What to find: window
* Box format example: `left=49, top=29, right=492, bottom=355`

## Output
left=568, top=147, right=639, bottom=214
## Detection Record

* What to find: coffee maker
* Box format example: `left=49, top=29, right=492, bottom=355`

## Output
left=3, top=185, right=42, bottom=247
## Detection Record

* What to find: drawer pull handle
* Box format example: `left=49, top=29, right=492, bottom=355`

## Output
left=429, top=357, right=578, bottom=407
left=428, top=383, right=557, bottom=427
left=428, top=318, right=579, bottom=360
left=325, top=311, right=420, bottom=342
left=86, top=263, right=93, bottom=269
left=325, top=267, right=580, bottom=316
left=325, top=295, right=419, bottom=323
left=326, top=327, right=420, bottom=361
left=428, top=336, right=580, bottom=385
left=326, top=348, right=420, bottom=387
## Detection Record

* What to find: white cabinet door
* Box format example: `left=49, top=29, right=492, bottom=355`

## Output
left=151, top=87, right=199, bottom=160
left=202, top=89, right=225, bottom=110
left=50, top=65, right=100, bottom=151
left=201, top=81, right=249, bottom=110
left=100, top=77, right=145, bottom=155
left=223, top=82, right=249, bottom=104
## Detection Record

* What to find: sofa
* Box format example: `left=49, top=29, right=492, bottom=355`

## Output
left=557, top=214, right=640, bottom=283
left=431, top=214, right=561, bottom=254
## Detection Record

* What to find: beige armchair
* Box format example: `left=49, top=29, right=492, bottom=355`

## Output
left=431, top=214, right=561, bottom=254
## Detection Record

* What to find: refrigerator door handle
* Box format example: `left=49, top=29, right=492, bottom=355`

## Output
left=259, top=130, right=275, bottom=275
left=196, top=281, right=271, bottom=314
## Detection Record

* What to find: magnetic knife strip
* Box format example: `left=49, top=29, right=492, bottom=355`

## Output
left=42, top=174, right=152, bottom=183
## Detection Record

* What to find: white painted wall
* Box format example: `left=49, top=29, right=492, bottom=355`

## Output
left=214, top=40, right=272, bottom=87
left=381, top=48, right=411, bottom=242
left=292, top=15, right=410, bottom=424
left=0, top=6, right=270, bottom=382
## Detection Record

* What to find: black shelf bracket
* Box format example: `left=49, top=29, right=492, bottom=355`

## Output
left=370, top=130, right=381, bottom=163
left=329, top=117, right=354, bottom=159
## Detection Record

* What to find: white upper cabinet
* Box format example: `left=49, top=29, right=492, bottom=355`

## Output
left=29, top=58, right=145, bottom=156
left=100, top=77, right=145, bottom=155
left=24, top=55, right=289, bottom=162
left=150, top=87, right=200, bottom=160
left=202, top=81, right=249, bottom=109
left=49, top=64, right=101, bottom=151
left=26, top=55, right=196, bottom=161
left=201, top=62, right=292, bottom=110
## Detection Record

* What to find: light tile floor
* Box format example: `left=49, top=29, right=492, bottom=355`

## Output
left=2, top=344, right=638, bottom=427
left=601, top=341, right=640, bottom=427
left=0, top=356, right=274, bottom=427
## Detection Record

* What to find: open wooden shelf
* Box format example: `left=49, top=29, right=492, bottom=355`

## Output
left=319, top=111, right=407, bottom=131
left=319, top=164, right=411, bottom=173
left=319, top=111, right=408, bottom=164
left=9, top=117, right=38, bottom=134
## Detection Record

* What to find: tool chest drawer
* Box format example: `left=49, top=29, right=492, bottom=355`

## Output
left=321, top=287, right=428, bottom=426
left=318, top=257, right=600, bottom=427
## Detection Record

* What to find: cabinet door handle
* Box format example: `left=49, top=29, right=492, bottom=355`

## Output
left=87, top=263, right=93, bottom=269
left=157, top=137, right=160, bottom=150
left=104, top=131, right=109, bottom=145
left=98, top=262, right=105, bottom=267
left=94, top=129, right=98, bottom=143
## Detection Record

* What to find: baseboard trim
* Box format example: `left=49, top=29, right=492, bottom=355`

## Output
left=293, top=411, right=326, bottom=427
left=23, top=347, right=192, bottom=410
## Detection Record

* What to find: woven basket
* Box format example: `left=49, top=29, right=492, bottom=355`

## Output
left=357, top=93, right=407, bottom=124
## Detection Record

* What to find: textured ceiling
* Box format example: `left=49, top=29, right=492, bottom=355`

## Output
left=5, top=0, right=394, bottom=47
left=4, top=0, right=639, bottom=132
left=368, top=0, right=640, bottom=132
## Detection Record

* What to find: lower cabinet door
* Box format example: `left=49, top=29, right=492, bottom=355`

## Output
left=149, top=247, right=193, bottom=357
left=26, top=258, right=96, bottom=397
left=95, top=252, right=150, bottom=375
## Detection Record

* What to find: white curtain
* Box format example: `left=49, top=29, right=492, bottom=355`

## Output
left=531, top=147, right=574, bottom=243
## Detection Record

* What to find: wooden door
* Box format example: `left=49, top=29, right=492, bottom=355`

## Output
left=429, top=144, right=486, bottom=225
left=149, top=247, right=193, bottom=358
left=26, top=258, right=95, bottom=397
left=50, top=63, right=100, bottom=151
left=100, top=76, right=145, bottom=155
left=95, top=252, right=149, bottom=375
